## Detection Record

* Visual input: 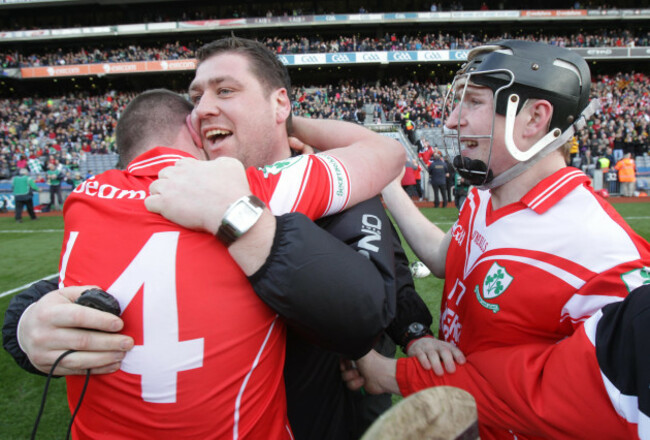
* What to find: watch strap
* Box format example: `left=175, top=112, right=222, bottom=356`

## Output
left=216, top=222, right=239, bottom=247
left=399, top=322, right=434, bottom=352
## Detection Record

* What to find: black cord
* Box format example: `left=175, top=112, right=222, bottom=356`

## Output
left=31, top=349, right=91, bottom=440
left=66, top=369, right=90, bottom=440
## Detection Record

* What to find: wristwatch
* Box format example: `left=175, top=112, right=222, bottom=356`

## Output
left=216, top=195, right=266, bottom=247
left=400, top=322, right=434, bottom=352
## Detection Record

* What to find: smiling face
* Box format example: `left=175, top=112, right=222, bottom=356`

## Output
left=444, top=82, right=519, bottom=179
left=188, top=52, right=291, bottom=167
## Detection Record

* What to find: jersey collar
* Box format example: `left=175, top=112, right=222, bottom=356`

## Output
left=521, top=167, right=591, bottom=214
left=126, top=147, right=194, bottom=177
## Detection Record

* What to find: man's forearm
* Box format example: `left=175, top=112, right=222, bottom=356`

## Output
left=227, top=211, right=276, bottom=275
left=3, top=279, right=58, bottom=375
left=249, top=211, right=395, bottom=359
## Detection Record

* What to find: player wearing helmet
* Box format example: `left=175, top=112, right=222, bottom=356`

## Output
left=342, top=40, right=650, bottom=439
left=444, top=39, right=598, bottom=191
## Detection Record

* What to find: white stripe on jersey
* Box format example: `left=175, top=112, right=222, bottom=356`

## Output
left=584, top=309, right=647, bottom=438
left=601, top=370, right=641, bottom=426
left=127, top=154, right=186, bottom=173
left=561, top=294, right=623, bottom=324
left=582, top=308, right=601, bottom=346
left=267, top=156, right=313, bottom=215
left=233, top=315, right=280, bottom=440
left=527, top=169, right=584, bottom=210
left=318, top=154, right=350, bottom=216
left=471, top=254, right=586, bottom=289
left=470, top=187, right=641, bottom=276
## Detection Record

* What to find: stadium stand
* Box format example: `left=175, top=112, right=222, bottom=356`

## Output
left=0, top=0, right=648, bottom=201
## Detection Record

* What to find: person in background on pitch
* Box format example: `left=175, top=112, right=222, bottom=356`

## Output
left=45, top=162, right=64, bottom=211
left=427, top=149, right=449, bottom=208
left=12, top=168, right=39, bottom=222
left=401, top=158, right=419, bottom=200
left=614, top=152, right=636, bottom=197
left=342, top=40, right=650, bottom=439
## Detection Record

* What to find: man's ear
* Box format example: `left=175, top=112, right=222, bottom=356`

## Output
left=521, top=99, right=553, bottom=139
left=273, top=88, right=292, bottom=124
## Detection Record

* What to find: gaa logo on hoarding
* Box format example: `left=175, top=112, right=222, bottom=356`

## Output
left=452, top=50, right=470, bottom=60
left=423, top=51, right=443, bottom=60
left=362, top=53, right=381, bottom=61
left=393, top=52, right=413, bottom=61
left=330, top=54, right=352, bottom=63
left=298, top=55, right=320, bottom=63
left=587, top=49, right=612, bottom=56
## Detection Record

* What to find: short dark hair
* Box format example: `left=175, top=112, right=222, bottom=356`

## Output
left=196, top=37, right=293, bottom=132
left=116, top=89, right=193, bottom=165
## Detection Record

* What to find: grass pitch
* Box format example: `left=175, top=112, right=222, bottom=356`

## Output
left=0, top=202, right=648, bottom=438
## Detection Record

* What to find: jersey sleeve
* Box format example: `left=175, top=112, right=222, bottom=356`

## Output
left=396, top=324, right=635, bottom=439
left=247, top=154, right=351, bottom=220
left=2, top=279, right=59, bottom=376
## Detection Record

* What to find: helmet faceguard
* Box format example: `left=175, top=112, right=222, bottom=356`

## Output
left=442, top=40, right=600, bottom=189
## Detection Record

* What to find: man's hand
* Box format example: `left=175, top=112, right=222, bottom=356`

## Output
left=340, top=350, right=400, bottom=395
left=288, top=136, right=315, bottom=155
left=145, top=157, right=253, bottom=235
left=18, top=286, right=133, bottom=375
left=406, top=337, right=466, bottom=376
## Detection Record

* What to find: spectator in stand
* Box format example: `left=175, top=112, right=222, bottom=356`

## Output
left=12, top=168, right=38, bottom=222
left=417, top=138, right=435, bottom=166
left=615, top=152, right=637, bottom=196
left=578, top=147, right=597, bottom=177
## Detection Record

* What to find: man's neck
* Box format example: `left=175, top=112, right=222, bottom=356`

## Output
left=490, top=152, right=566, bottom=210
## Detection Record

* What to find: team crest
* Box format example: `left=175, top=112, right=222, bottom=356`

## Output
left=474, top=262, right=513, bottom=313
left=261, top=155, right=304, bottom=177
left=620, top=266, right=650, bottom=293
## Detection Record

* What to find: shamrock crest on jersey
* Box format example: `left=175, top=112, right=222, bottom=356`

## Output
left=475, top=262, right=513, bottom=313
left=621, top=266, right=650, bottom=293
left=261, top=155, right=305, bottom=177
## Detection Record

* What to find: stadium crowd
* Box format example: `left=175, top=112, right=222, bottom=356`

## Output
left=0, top=72, right=648, bottom=181
left=0, top=0, right=622, bottom=31
left=2, top=29, right=648, bottom=69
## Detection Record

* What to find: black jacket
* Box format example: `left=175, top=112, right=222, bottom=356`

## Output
left=251, top=197, right=431, bottom=440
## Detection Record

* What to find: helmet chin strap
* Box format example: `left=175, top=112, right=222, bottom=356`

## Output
left=453, top=155, right=494, bottom=186
left=480, top=97, right=600, bottom=190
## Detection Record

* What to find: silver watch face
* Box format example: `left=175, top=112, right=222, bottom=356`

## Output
left=227, top=199, right=263, bottom=236
left=408, top=322, right=425, bottom=334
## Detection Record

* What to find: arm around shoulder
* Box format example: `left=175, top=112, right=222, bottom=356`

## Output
left=291, top=116, right=405, bottom=206
left=249, top=211, right=395, bottom=359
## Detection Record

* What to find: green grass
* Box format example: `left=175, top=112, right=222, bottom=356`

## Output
left=0, top=202, right=648, bottom=437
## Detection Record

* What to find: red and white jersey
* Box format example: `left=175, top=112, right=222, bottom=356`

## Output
left=397, top=167, right=650, bottom=439
left=440, top=167, right=650, bottom=353
left=59, top=147, right=351, bottom=440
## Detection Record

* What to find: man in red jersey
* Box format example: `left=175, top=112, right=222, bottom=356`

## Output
left=342, top=40, right=650, bottom=439
left=5, top=82, right=403, bottom=439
